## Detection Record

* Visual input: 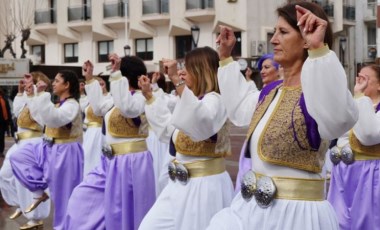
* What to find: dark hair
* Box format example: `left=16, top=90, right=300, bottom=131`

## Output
left=57, top=70, right=80, bottom=100
left=257, top=53, right=280, bottom=71
left=185, top=46, right=220, bottom=96
left=120, top=56, right=147, bottom=90
left=363, top=64, right=380, bottom=82
left=147, top=72, right=166, bottom=91
left=277, top=2, right=333, bottom=61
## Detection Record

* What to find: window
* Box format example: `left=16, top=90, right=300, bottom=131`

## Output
left=64, top=43, right=79, bottom=63
left=231, top=32, right=242, bottom=57
left=31, top=45, right=45, bottom=64
left=175, top=35, right=192, bottom=59
left=135, top=38, right=153, bottom=60
left=98, top=41, right=114, bottom=63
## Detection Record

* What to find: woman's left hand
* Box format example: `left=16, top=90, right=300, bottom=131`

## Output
left=296, top=5, right=327, bottom=50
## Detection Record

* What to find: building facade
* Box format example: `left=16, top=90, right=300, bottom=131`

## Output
left=0, top=0, right=375, bottom=90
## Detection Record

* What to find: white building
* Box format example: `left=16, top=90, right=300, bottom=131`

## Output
left=0, top=0, right=373, bottom=90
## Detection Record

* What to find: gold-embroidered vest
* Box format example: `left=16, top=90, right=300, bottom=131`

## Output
left=45, top=99, right=83, bottom=139
left=107, top=107, right=148, bottom=138
left=17, top=107, right=42, bottom=132
left=174, top=122, right=231, bottom=158
left=247, top=85, right=326, bottom=173
left=86, top=106, right=103, bottom=125
left=349, top=130, right=380, bottom=157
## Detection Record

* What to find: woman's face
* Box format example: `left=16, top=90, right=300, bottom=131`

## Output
left=52, top=74, right=69, bottom=96
left=260, top=59, right=279, bottom=85
left=98, top=79, right=107, bottom=93
left=359, top=67, right=380, bottom=99
left=270, top=16, right=305, bottom=65
left=180, top=69, right=194, bottom=89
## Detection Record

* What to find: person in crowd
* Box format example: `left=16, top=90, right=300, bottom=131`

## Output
left=138, top=46, right=234, bottom=230
left=64, top=56, right=155, bottom=230
left=145, top=71, right=174, bottom=197
left=0, top=88, right=11, bottom=157
left=328, top=64, right=380, bottom=229
left=10, top=70, right=84, bottom=230
left=207, top=2, right=358, bottom=229
left=257, top=53, right=280, bottom=88
left=81, top=75, right=111, bottom=175
left=0, top=72, right=51, bottom=230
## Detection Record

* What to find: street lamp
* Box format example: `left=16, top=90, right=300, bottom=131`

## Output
left=339, top=37, right=347, bottom=66
left=124, top=44, right=131, bottom=56
left=191, top=25, right=200, bottom=49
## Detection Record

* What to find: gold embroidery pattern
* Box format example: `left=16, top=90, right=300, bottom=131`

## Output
left=45, top=99, right=82, bottom=139
left=175, top=122, right=230, bottom=158
left=107, top=108, right=148, bottom=138
left=86, top=106, right=103, bottom=124
left=350, top=130, right=380, bottom=157
left=247, top=86, right=325, bottom=173
left=17, top=107, right=42, bottom=131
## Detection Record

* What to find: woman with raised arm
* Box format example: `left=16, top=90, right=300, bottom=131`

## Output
left=328, top=64, right=380, bottom=229
left=10, top=70, right=84, bottom=230
left=0, top=72, right=51, bottom=230
left=207, top=2, right=358, bottom=229
left=82, top=74, right=111, bottom=176
left=138, top=46, right=234, bottom=230
left=64, top=56, right=155, bottom=230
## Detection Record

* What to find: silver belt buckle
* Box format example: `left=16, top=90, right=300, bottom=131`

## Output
left=329, top=145, right=354, bottom=165
left=241, top=170, right=276, bottom=208
left=14, top=133, right=19, bottom=144
left=43, top=136, right=54, bottom=146
left=102, top=145, right=114, bottom=159
left=167, top=161, right=189, bottom=185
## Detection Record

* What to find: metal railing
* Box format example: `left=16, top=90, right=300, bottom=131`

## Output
left=186, top=0, right=214, bottom=10
left=35, top=8, right=56, bottom=24
left=68, top=4, right=91, bottom=21
left=366, top=2, right=376, bottom=19
left=142, top=0, right=169, bottom=15
left=104, top=1, right=128, bottom=18
left=343, top=4, right=355, bottom=21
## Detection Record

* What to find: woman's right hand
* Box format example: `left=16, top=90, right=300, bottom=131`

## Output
left=216, top=26, right=236, bottom=60
left=354, top=73, right=369, bottom=95
left=162, top=59, right=181, bottom=84
left=18, top=79, right=25, bottom=94
left=82, top=60, right=94, bottom=81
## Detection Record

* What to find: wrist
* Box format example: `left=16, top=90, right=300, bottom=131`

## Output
left=175, top=80, right=185, bottom=88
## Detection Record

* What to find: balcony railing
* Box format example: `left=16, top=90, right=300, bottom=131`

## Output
left=343, top=5, right=355, bottom=21
left=68, top=4, right=91, bottom=21
left=35, top=9, right=56, bottom=24
left=104, top=1, right=128, bottom=18
left=322, top=3, right=334, bottom=17
left=143, top=0, right=169, bottom=15
left=366, top=2, right=376, bottom=19
left=186, top=0, right=214, bottom=10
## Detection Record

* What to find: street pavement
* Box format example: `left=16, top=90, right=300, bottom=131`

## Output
left=0, top=125, right=247, bottom=230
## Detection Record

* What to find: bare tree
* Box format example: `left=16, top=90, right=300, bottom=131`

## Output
left=13, top=0, right=36, bottom=58
left=0, top=0, right=17, bottom=58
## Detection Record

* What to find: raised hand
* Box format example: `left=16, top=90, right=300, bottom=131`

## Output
left=138, top=75, right=153, bottom=100
left=162, top=59, right=180, bottom=84
left=354, top=73, right=369, bottom=95
left=108, top=53, right=121, bottom=73
left=25, top=82, right=34, bottom=97
left=216, top=25, right=236, bottom=60
left=18, top=79, right=25, bottom=94
left=82, top=60, right=94, bottom=80
left=36, top=80, right=48, bottom=93
left=151, top=72, right=160, bottom=84
left=296, top=5, right=327, bottom=50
